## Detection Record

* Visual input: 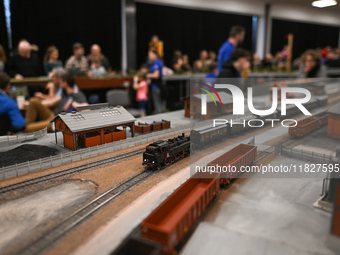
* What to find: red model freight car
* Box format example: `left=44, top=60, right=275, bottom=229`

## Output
left=110, top=237, right=160, bottom=255
left=135, top=120, right=171, bottom=134
left=135, top=123, right=152, bottom=134
left=207, top=143, right=257, bottom=185
left=289, top=117, right=320, bottom=137
left=141, top=172, right=220, bottom=255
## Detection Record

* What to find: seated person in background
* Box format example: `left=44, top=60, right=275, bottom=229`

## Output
left=7, top=40, right=43, bottom=97
left=87, top=44, right=111, bottom=71
left=0, top=72, right=26, bottom=133
left=262, top=53, right=273, bottom=70
left=194, top=50, right=209, bottom=73
left=65, top=43, right=89, bottom=75
left=172, top=50, right=183, bottom=73
left=44, top=46, right=62, bottom=75
left=181, top=55, right=191, bottom=73
left=297, top=50, right=326, bottom=78
left=252, top=53, right=261, bottom=70
left=33, top=68, right=67, bottom=109
left=25, top=72, right=88, bottom=133
left=205, top=62, right=218, bottom=80
left=326, top=49, right=340, bottom=68
left=8, top=40, right=42, bottom=79
left=208, top=51, right=216, bottom=65
left=218, top=48, right=250, bottom=78
left=88, top=57, right=107, bottom=78
left=56, top=72, right=88, bottom=113
left=204, top=62, right=218, bottom=92
left=192, top=60, right=203, bottom=73
left=0, top=44, right=7, bottom=72
left=133, top=72, right=148, bottom=117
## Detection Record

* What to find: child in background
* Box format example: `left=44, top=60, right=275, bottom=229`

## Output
left=133, top=72, right=148, bottom=117
left=88, top=57, right=107, bottom=77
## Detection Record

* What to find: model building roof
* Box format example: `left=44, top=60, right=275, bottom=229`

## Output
left=328, top=102, right=340, bottom=115
left=51, top=106, right=135, bottom=133
left=193, top=91, right=233, bottom=104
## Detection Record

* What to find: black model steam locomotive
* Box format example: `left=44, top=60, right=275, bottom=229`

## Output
left=143, top=133, right=190, bottom=169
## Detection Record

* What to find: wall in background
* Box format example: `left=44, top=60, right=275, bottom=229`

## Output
left=0, top=1, right=8, bottom=59
left=271, top=19, right=340, bottom=60
left=8, top=0, right=121, bottom=71
left=136, top=2, right=253, bottom=68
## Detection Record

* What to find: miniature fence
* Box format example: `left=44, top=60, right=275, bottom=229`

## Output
left=281, top=146, right=333, bottom=164
left=0, top=125, right=191, bottom=181
left=0, top=128, right=47, bottom=147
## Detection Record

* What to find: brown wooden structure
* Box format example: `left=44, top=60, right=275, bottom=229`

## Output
left=51, top=106, right=135, bottom=151
left=10, top=76, right=133, bottom=90
left=328, top=102, right=340, bottom=138
left=186, top=91, right=233, bottom=120
left=135, top=120, right=171, bottom=134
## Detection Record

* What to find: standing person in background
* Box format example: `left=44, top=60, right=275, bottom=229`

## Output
left=149, top=35, right=164, bottom=59
left=133, top=72, right=148, bottom=117
left=65, top=43, right=88, bottom=75
left=0, top=44, right=7, bottom=72
left=87, top=44, right=111, bottom=71
left=217, top=26, right=246, bottom=72
left=297, top=50, right=326, bottom=78
left=147, top=49, right=164, bottom=114
left=44, top=46, right=62, bottom=75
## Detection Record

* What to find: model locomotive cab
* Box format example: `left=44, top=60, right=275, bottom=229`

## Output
left=143, top=134, right=190, bottom=169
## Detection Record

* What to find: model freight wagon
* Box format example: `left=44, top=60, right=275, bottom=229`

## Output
left=207, top=143, right=257, bottom=185
left=289, top=117, right=320, bottom=137
left=135, top=120, right=171, bottom=134
left=135, top=123, right=152, bottom=134
left=110, top=237, right=160, bottom=255
left=141, top=172, right=220, bottom=255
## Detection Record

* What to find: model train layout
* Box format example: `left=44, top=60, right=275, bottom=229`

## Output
left=2, top=79, right=340, bottom=255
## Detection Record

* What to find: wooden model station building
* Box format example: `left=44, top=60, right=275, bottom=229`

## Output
left=184, top=91, right=233, bottom=120
left=328, top=102, right=340, bottom=138
left=51, top=104, right=135, bottom=151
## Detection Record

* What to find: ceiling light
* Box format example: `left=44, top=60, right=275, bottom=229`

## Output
left=312, top=0, right=337, bottom=8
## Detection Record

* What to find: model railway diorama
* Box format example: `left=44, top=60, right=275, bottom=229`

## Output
left=1, top=79, right=340, bottom=255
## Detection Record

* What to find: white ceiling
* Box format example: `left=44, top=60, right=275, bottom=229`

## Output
left=137, top=0, right=340, bottom=26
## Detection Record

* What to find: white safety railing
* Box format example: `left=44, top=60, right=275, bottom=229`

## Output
left=281, top=146, right=333, bottom=164
left=0, top=125, right=190, bottom=180
left=0, top=128, right=47, bottom=147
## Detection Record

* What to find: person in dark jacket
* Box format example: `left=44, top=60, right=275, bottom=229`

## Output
left=218, top=48, right=250, bottom=78
left=8, top=40, right=43, bottom=97
left=8, top=41, right=42, bottom=79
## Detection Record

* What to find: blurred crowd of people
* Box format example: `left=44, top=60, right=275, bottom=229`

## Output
left=0, top=40, right=113, bottom=79
left=1, top=27, right=340, bottom=136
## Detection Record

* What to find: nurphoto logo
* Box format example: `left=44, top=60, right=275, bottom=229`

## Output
left=199, top=83, right=312, bottom=128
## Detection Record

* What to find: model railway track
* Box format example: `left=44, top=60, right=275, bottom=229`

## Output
left=16, top=169, right=156, bottom=255
left=0, top=148, right=145, bottom=195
